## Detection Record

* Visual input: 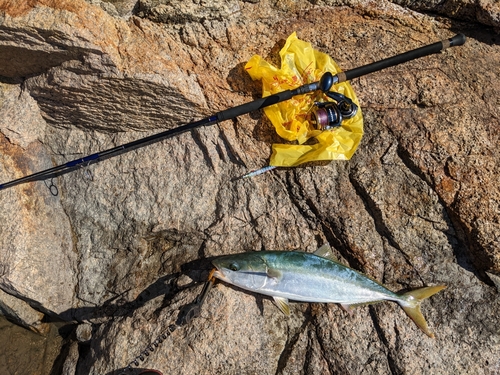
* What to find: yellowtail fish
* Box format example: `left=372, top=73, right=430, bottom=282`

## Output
left=212, top=245, right=446, bottom=338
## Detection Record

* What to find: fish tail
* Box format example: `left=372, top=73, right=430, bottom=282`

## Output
left=398, top=285, right=446, bottom=338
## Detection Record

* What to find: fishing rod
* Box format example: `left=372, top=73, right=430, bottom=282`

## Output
left=0, top=33, right=466, bottom=191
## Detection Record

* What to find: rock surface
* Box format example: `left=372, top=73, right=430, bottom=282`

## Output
left=313, top=0, right=500, bottom=28
left=0, top=315, right=63, bottom=375
left=0, top=0, right=499, bottom=374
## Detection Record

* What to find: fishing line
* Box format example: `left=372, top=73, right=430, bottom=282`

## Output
left=81, top=161, right=94, bottom=182
left=118, top=274, right=216, bottom=374
left=0, top=34, right=466, bottom=191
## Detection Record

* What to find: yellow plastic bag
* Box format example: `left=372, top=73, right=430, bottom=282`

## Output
left=244, top=32, right=363, bottom=167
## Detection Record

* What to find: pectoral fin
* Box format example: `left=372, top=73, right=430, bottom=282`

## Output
left=267, top=268, right=282, bottom=281
left=273, top=296, right=290, bottom=316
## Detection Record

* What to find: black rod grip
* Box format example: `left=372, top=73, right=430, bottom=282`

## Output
left=341, top=33, right=466, bottom=83
left=216, top=80, right=320, bottom=122
left=216, top=90, right=294, bottom=122
left=449, top=33, right=466, bottom=47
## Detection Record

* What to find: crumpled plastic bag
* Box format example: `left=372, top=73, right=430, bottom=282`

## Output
left=244, top=32, right=363, bottom=167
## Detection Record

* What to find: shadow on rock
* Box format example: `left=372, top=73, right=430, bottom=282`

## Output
left=53, top=255, right=218, bottom=325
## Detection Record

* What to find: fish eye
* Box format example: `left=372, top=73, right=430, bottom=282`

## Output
left=229, top=262, right=240, bottom=271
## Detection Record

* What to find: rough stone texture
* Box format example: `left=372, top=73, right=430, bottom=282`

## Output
left=0, top=81, right=77, bottom=322
left=390, top=0, right=500, bottom=28
left=136, top=0, right=242, bottom=24
left=0, top=287, right=50, bottom=334
left=0, top=316, right=63, bottom=375
left=0, top=0, right=208, bottom=131
left=0, top=0, right=499, bottom=374
left=311, top=0, right=500, bottom=28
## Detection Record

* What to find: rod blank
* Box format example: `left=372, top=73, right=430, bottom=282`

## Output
left=0, top=34, right=466, bottom=191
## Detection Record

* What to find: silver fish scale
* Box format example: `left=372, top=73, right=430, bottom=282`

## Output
left=258, top=252, right=402, bottom=305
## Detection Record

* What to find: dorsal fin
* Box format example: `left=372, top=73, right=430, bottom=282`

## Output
left=314, top=243, right=337, bottom=261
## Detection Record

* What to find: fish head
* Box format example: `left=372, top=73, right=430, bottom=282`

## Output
left=212, top=252, right=269, bottom=291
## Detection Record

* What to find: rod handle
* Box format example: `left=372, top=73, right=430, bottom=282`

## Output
left=216, top=91, right=294, bottom=122
left=215, top=82, right=319, bottom=122
left=448, top=33, right=466, bottom=47
left=338, top=33, right=466, bottom=83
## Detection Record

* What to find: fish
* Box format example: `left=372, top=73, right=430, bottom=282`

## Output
left=211, top=244, right=446, bottom=338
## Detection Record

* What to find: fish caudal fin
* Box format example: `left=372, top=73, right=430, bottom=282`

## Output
left=399, top=285, right=446, bottom=338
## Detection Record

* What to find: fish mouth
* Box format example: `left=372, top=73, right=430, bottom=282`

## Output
left=211, top=267, right=228, bottom=282
left=212, top=269, right=223, bottom=278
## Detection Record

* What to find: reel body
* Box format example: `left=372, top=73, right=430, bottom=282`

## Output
left=309, top=91, right=358, bottom=131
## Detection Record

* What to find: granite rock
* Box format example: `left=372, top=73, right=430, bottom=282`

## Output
left=0, top=0, right=499, bottom=374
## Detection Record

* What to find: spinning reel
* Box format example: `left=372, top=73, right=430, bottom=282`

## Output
left=309, top=72, right=358, bottom=130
